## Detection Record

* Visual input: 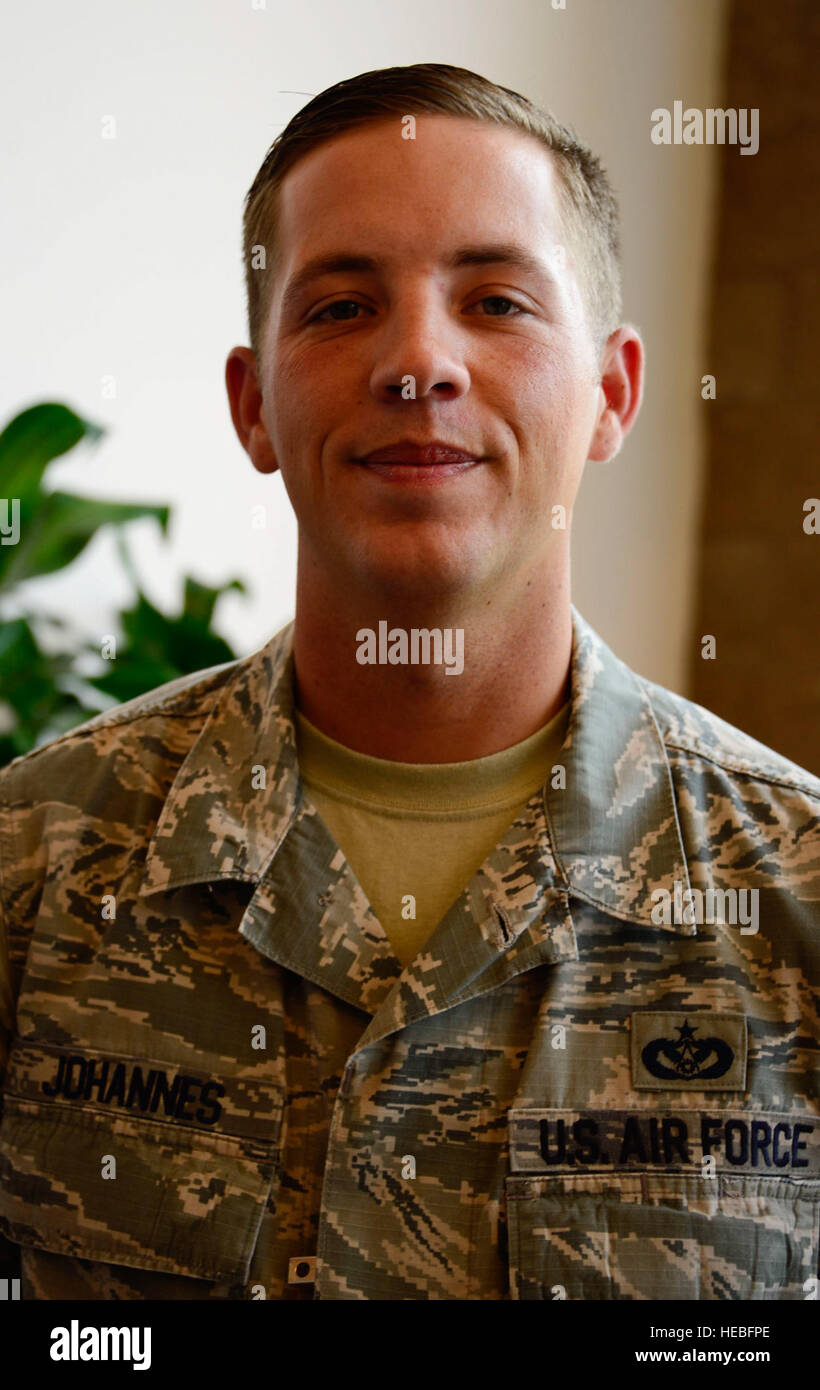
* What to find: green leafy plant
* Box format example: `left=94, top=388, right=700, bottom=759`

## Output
left=0, top=403, right=247, bottom=767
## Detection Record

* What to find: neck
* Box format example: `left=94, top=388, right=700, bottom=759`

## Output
left=290, top=555, right=573, bottom=763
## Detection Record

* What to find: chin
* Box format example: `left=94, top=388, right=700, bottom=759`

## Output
left=353, top=540, right=491, bottom=600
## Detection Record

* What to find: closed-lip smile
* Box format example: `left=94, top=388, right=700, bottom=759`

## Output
left=357, top=439, right=480, bottom=466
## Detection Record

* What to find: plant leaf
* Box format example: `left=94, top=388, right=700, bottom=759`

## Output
left=0, top=402, right=104, bottom=501
left=0, top=617, right=96, bottom=747
left=0, top=492, right=170, bottom=590
left=84, top=576, right=244, bottom=705
left=183, top=576, right=246, bottom=628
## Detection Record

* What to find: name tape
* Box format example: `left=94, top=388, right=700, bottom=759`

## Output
left=7, top=1042, right=282, bottom=1143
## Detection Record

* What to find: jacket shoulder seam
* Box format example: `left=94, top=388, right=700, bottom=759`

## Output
left=1, top=707, right=212, bottom=770
left=0, top=674, right=238, bottom=772
left=664, top=738, right=820, bottom=799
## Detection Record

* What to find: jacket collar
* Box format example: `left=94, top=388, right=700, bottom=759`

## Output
left=139, top=608, right=694, bottom=1037
left=544, top=607, right=694, bottom=929
left=140, top=622, right=303, bottom=896
left=140, top=607, right=692, bottom=931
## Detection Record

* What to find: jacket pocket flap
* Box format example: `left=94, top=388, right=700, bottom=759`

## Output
left=0, top=1094, right=280, bottom=1283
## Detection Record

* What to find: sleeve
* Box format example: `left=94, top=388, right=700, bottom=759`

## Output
left=0, top=786, right=22, bottom=1284
left=0, top=792, right=15, bottom=1083
left=0, top=915, right=12, bottom=1083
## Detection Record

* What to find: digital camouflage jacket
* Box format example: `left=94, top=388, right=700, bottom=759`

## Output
left=0, top=608, right=818, bottom=1300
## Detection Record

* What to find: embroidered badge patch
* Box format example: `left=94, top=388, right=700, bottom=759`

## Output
left=630, top=1011, right=747, bottom=1091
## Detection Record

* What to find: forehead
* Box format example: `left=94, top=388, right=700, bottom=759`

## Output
left=273, top=114, right=566, bottom=269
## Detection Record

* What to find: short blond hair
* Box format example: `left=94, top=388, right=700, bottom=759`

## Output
left=242, top=62, right=622, bottom=361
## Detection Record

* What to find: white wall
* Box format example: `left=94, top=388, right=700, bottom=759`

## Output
left=0, top=0, right=727, bottom=692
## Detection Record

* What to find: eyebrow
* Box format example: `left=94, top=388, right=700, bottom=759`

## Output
left=278, top=243, right=554, bottom=319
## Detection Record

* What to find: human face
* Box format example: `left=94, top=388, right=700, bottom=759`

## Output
left=254, top=114, right=606, bottom=602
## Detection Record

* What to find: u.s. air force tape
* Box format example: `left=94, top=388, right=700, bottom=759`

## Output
left=508, top=1110, right=820, bottom=1174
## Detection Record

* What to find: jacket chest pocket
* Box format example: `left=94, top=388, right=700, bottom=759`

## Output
left=506, top=1109, right=820, bottom=1300
left=506, top=1172, right=820, bottom=1300
left=0, top=1043, right=283, bottom=1284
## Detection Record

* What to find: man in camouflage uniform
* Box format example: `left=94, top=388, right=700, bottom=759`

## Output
left=1, top=64, right=818, bottom=1300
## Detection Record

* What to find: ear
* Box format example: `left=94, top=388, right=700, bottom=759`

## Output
left=225, top=346, right=279, bottom=475
left=587, top=325, right=645, bottom=463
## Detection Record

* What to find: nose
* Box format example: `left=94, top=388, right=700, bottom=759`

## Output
left=367, top=286, right=471, bottom=403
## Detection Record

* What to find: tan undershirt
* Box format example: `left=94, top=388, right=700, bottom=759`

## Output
left=294, top=702, right=570, bottom=967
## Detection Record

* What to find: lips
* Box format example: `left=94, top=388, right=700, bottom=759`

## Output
left=358, top=442, right=479, bottom=465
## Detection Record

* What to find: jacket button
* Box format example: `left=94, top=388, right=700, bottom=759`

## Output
left=288, top=1256, right=316, bottom=1284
